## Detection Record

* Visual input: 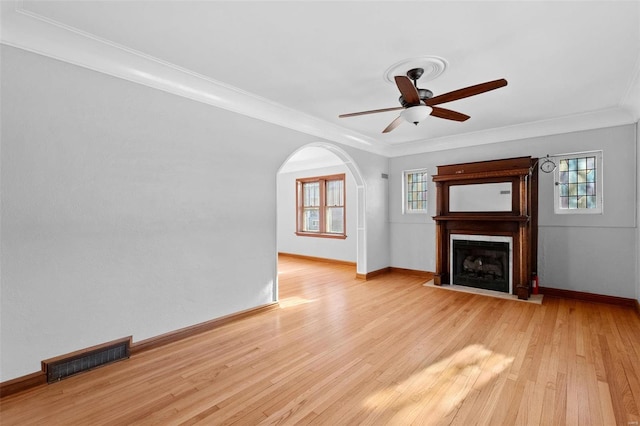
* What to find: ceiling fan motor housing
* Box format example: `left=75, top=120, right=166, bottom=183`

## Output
left=399, top=89, right=433, bottom=107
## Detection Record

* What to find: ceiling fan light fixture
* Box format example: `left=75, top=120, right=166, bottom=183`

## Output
left=401, top=105, right=432, bottom=125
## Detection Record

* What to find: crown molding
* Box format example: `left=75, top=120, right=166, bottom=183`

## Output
left=0, top=1, right=390, bottom=156
left=620, top=52, right=640, bottom=122
left=389, top=106, right=637, bottom=157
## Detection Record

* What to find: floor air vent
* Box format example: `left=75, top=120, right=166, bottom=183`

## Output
left=42, top=337, right=131, bottom=383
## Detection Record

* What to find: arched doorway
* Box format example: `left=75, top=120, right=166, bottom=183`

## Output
left=275, top=143, right=366, bottom=299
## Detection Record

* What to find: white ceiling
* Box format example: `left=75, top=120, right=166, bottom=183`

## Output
left=2, top=1, right=639, bottom=157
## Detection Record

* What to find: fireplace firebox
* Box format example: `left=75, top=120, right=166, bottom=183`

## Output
left=451, top=237, right=512, bottom=293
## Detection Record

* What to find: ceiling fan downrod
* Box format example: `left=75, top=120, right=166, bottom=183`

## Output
left=398, top=68, right=434, bottom=108
left=406, top=68, right=424, bottom=88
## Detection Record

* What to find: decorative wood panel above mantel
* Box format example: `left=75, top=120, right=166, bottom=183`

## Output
left=433, top=157, right=534, bottom=181
left=432, top=167, right=533, bottom=182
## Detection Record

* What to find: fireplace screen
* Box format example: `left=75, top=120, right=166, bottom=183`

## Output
left=452, top=239, right=510, bottom=293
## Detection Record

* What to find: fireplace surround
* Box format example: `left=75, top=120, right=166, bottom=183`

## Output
left=432, top=157, right=538, bottom=299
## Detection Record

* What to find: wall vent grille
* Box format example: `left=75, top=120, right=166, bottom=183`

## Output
left=42, top=337, right=131, bottom=383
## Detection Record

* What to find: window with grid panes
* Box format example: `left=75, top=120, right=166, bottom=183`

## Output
left=403, top=169, right=429, bottom=214
left=554, top=151, right=602, bottom=214
left=296, top=174, right=346, bottom=238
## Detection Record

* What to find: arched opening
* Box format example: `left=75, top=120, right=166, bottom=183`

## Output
left=275, top=143, right=366, bottom=300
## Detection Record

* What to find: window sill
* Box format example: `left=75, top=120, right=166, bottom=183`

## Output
left=295, top=232, right=347, bottom=240
left=553, top=209, right=603, bottom=215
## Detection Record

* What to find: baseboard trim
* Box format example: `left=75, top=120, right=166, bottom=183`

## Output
left=356, top=267, right=434, bottom=281
left=279, top=253, right=425, bottom=280
left=1, top=303, right=278, bottom=398
left=130, top=302, right=279, bottom=355
left=278, top=252, right=356, bottom=267
left=539, top=287, right=638, bottom=309
left=356, top=267, right=390, bottom=280
left=389, top=267, right=435, bottom=279
left=0, top=371, right=47, bottom=398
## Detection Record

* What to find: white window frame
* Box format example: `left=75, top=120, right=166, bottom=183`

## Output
left=402, top=168, right=429, bottom=214
left=553, top=150, right=603, bottom=215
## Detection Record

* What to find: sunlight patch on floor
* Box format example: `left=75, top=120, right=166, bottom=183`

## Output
left=278, top=296, right=316, bottom=308
left=364, top=344, right=513, bottom=424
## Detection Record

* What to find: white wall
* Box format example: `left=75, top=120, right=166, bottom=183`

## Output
left=0, top=46, right=391, bottom=381
left=340, top=147, right=390, bottom=273
left=637, top=120, right=640, bottom=303
left=277, top=164, right=357, bottom=262
left=389, top=124, right=637, bottom=299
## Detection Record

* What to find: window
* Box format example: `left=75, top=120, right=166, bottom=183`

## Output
left=554, top=151, right=602, bottom=214
left=296, top=174, right=346, bottom=238
left=403, top=169, right=429, bottom=214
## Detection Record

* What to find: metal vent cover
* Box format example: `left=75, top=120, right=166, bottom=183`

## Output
left=43, top=337, right=131, bottom=383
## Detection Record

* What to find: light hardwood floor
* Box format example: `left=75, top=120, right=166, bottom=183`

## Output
left=1, top=255, right=639, bottom=425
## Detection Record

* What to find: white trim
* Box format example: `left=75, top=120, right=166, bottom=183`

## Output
left=388, top=108, right=635, bottom=157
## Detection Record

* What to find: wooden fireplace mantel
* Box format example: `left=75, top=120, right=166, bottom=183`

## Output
left=432, top=156, right=538, bottom=299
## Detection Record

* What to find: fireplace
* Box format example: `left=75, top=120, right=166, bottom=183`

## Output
left=432, top=157, right=538, bottom=299
left=450, top=235, right=513, bottom=293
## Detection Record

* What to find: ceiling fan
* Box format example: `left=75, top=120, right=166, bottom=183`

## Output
left=339, top=68, right=508, bottom=133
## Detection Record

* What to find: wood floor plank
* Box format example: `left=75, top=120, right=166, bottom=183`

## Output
left=1, top=255, right=639, bottom=425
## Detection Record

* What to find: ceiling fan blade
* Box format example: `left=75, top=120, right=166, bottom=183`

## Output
left=395, top=76, right=420, bottom=105
left=425, top=79, right=508, bottom=106
left=339, top=106, right=404, bottom=118
left=382, top=116, right=404, bottom=133
left=430, top=106, right=470, bottom=122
